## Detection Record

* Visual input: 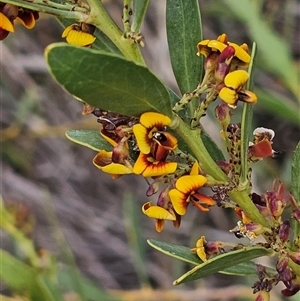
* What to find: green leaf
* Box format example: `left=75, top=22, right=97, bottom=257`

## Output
left=0, top=250, right=56, bottom=301
left=173, top=246, right=273, bottom=285
left=291, top=142, right=300, bottom=239
left=148, top=239, right=275, bottom=278
left=255, top=88, right=300, bottom=126
left=45, top=43, right=172, bottom=117
left=200, top=130, right=225, bottom=161
left=166, top=0, right=203, bottom=96
left=131, top=0, right=150, bottom=32
left=56, top=267, right=120, bottom=301
left=66, top=130, right=112, bottom=151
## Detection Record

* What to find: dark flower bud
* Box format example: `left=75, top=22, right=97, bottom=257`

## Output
left=278, top=220, right=290, bottom=243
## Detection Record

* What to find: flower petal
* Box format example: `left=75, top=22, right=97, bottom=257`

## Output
left=224, top=70, right=249, bottom=90
left=237, top=89, right=257, bottom=104
left=133, top=123, right=151, bottom=154
left=249, top=139, right=273, bottom=158
left=152, top=131, right=178, bottom=150
left=0, top=12, right=14, bottom=32
left=102, top=163, right=132, bottom=174
left=169, top=189, right=189, bottom=215
left=133, top=152, right=177, bottom=177
left=16, top=11, right=36, bottom=29
left=190, top=161, right=200, bottom=175
left=219, top=87, right=238, bottom=107
left=65, top=29, right=96, bottom=46
left=93, top=150, right=112, bottom=167
left=175, top=175, right=207, bottom=194
left=139, top=112, right=171, bottom=129
left=142, top=161, right=177, bottom=177
left=142, top=201, right=176, bottom=220
left=228, top=42, right=250, bottom=64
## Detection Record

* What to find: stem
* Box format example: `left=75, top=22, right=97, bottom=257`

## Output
left=172, top=115, right=269, bottom=227
left=1, top=0, right=86, bottom=19
left=85, top=0, right=145, bottom=65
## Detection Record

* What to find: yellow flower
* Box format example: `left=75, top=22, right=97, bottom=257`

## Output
left=62, top=23, right=96, bottom=46
left=133, top=112, right=177, bottom=155
left=197, top=33, right=250, bottom=65
left=169, top=175, right=214, bottom=215
left=218, top=70, right=257, bottom=108
left=133, top=151, right=177, bottom=177
left=142, top=187, right=181, bottom=232
left=168, top=161, right=214, bottom=215
left=191, top=236, right=207, bottom=262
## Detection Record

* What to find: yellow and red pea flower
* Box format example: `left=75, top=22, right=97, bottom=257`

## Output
left=142, top=187, right=181, bottom=232
left=132, top=112, right=177, bottom=155
left=169, top=174, right=214, bottom=215
left=132, top=112, right=178, bottom=177
left=62, top=23, right=96, bottom=46
left=218, top=70, right=257, bottom=108
left=0, top=4, right=38, bottom=40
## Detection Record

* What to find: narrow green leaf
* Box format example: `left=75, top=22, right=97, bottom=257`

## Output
left=291, top=142, right=300, bottom=239
left=66, top=130, right=112, bottom=151
left=0, top=250, right=56, bottom=301
left=200, top=130, right=225, bottom=161
left=57, top=267, right=121, bottom=301
left=173, top=245, right=273, bottom=285
left=147, top=239, right=275, bottom=278
left=45, top=43, right=172, bottom=117
left=166, top=0, right=203, bottom=95
left=131, top=0, right=150, bottom=32
left=255, top=88, right=300, bottom=126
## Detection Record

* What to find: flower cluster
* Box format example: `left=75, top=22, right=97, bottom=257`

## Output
left=85, top=107, right=215, bottom=232
left=197, top=33, right=257, bottom=109
left=0, top=2, right=39, bottom=40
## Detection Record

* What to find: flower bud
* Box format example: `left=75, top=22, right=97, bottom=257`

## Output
left=276, top=256, right=289, bottom=273
left=215, top=103, right=231, bottom=125
left=278, top=220, right=290, bottom=243
left=215, top=46, right=235, bottom=83
left=289, top=251, right=300, bottom=265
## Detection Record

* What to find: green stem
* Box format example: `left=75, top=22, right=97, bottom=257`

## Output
left=85, top=0, right=145, bottom=65
left=172, top=115, right=269, bottom=227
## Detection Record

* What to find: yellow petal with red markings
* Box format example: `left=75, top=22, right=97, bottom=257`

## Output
left=133, top=123, right=151, bottom=154
left=142, top=202, right=176, bottom=220
left=139, top=112, right=171, bottom=129
left=169, top=189, right=188, bottom=215
left=142, top=161, right=177, bottom=177
left=175, top=175, right=207, bottom=194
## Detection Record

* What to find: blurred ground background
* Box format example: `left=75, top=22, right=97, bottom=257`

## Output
left=1, top=0, right=300, bottom=300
